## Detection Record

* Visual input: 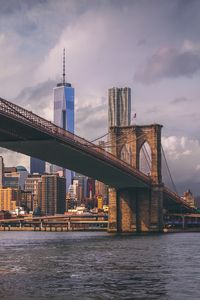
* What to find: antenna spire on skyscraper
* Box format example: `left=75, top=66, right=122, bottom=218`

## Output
left=63, top=48, right=66, bottom=85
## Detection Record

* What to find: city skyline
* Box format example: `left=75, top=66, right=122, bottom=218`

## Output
left=0, top=0, right=200, bottom=194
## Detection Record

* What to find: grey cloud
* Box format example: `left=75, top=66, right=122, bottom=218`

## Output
left=15, top=80, right=56, bottom=111
left=137, top=39, right=146, bottom=47
left=145, top=106, right=160, bottom=114
left=76, top=100, right=107, bottom=140
left=171, top=97, right=191, bottom=105
left=135, top=47, right=200, bottom=84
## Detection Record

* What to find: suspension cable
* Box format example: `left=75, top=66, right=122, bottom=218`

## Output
left=161, top=144, right=178, bottom=193
left=87, top=132, right=147, bottom=150
left=143, top=143, right=151, bottom=163
left=90, top=132, right=109, bottom=143
left=141, top=147, right=151, bottom=172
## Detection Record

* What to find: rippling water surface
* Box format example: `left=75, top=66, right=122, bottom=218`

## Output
left=0, top=231, right=200, bottom=300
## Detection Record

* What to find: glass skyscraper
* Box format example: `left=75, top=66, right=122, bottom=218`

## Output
left=53, top=50, right=75, bottom=191
left=53, top=82, right=74, bottom=132
left=30, top=157, right=45, bottom=175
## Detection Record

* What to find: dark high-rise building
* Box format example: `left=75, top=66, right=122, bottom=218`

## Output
left=30, top=157, right=45, bottom=175
left=87, top=178, right=96, bottom=199
left=108, top=87, right=131, bottom=128
left=39, top=174, right=66, bottom=215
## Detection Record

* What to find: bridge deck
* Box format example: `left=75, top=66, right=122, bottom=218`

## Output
left=0, top=97, right=150, bottom=188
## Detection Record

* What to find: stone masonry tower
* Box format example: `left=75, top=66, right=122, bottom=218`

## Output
left=108, top=124, right=164, bottom=233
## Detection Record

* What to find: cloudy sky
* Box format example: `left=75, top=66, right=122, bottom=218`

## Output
left=0, top=0, right=200, bottom=194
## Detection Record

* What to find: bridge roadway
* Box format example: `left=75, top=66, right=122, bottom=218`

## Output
left=0, top=97, right=195, bottom=212
left=0, top=97, right=150, bottom=188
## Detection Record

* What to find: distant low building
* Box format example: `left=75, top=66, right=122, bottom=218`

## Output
left=182, top=189, right=195, bottom=208
left=0, top=188, right=20, bottom=211
left=20, top=190, right=34, bottom=211
left=0, top=210, right=12, bottom=220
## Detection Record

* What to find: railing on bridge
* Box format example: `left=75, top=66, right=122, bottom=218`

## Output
left=0, top=97, right=150, bottom=184
left=163, top=186, right=196, bottom=210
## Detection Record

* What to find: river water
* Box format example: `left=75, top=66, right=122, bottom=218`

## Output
left=0, top=231, right=200, bottom=300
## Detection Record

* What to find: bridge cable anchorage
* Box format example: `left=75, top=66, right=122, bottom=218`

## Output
left=161, top=144, right=178, bottom=194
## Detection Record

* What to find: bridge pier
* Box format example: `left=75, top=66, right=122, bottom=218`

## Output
left=108, top=186, right=164, bottom=233
left=118, top=189, right=137, bottom=233
left=108, top=187, right=137, bottom=233
left=108, top=188, right=118, bottom=232
left=137, top=188, right=150, bottom=232
left=149, top=184, right=164, bottom=231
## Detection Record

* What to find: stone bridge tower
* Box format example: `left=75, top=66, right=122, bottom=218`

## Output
left=108, top=124, right=164, bottom=233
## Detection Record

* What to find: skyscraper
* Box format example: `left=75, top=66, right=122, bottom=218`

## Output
left=30, top=157, right=45, bottom=175
left=108, top=87, right=131, bottom=128
left=53, top=49, right=75, bottom=191
left=38, top=174, right=66, bottom=215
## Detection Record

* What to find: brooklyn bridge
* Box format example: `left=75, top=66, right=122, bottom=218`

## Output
left=0, top=97, right=196, bottom=233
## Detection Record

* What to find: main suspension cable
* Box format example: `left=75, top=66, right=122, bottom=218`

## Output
left=161, top=144, right=178, bottom=193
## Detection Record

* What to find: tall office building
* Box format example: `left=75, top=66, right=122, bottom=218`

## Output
left=25, top=174, right=42, bottom=211
left=0, top=188, right=18, bottom=211
left=30, top=157, right=45, bottom=175
left=53, top=49, right=75, bottom=191
left=108, top=87, right=131, bottom=128
left=38, top=174, right=66, bottom=215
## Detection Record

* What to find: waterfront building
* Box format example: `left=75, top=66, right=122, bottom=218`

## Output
left=97, top=195, right=103, bottom=210
left=95, top=180, right=108, bottom=204
left=30, top=157, right=45, bottom=175
left=16, top=166, right=29, bottom=189
left=0, top=156, right=4, bottom=188
left=4, top=167, right=17, bottom=173
left=24, top=174, right=42, bottom=211
left=67, top=185, right=76, bottom=209
left=52, top=49, right=75, bottom=191
left=3, top=172, right=20, bottom=189
left=73, top=173, right=88, bottom=200
left=182, top=189, right=196, bottom=208
left=20, top=191, right=34, bottom=211
left=95, top=141, right=108, bottom=205
left=39, top=174, right=66, bottom=215
left=0, top=188, right=20, bottom=211
left=108, top=87, right=131, bottom=128
left=3, top=166, right=28, bottom=190
left=87, top=178, right=96, bottom=199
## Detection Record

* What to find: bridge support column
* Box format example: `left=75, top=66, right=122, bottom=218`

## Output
left=149, top=184, right=164, bottom=231
left=118, top=189, right=137, bottom=233
left=135, top=186, right=163, bottom=232
left=137, top=189, right=150, bottom=232
left=108, top=188, right=118, bottom=233
left=108, top=188, right=137, bottom=233
left=108, top=185, right=163, bottom=233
